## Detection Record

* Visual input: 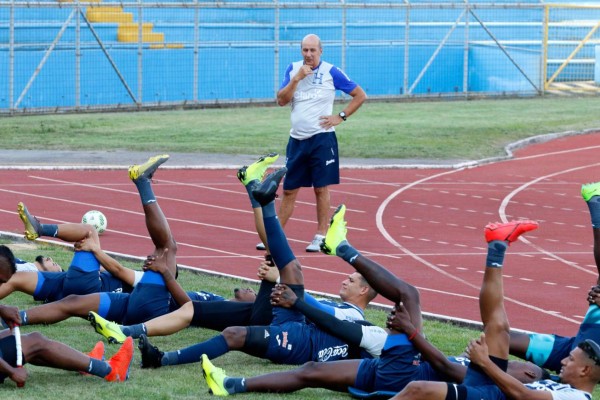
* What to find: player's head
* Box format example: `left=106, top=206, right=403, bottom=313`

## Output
left=339, top=272, right=377, bottom=306
left=233, top=287, right=257, bottom=302
left=35, top=255, right=63, bottom=272
left=301, top=34, right=322, bottom=68
left=506, top=360, right=547, bottom=383
left=560, top=339, right=600, bottom=385
left=0, top=245, right=17, bottom=284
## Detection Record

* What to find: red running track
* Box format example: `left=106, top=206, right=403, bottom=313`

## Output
left=1, top=132, right=600, bottom=336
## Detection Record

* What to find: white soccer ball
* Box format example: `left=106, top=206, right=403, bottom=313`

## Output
left=82, top=210, right=108, bottom=235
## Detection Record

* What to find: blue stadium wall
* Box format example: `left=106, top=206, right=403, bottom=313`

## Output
left=0, top=0, right=582, bottom=110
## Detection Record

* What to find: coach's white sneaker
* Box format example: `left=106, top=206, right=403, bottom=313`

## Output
left=306, top=234, right=325, bottom=252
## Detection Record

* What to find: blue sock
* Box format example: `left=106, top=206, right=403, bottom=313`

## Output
left=134, top=178, right=156, bottom=205
left=336, top=240, right=360, bottom=264
left=224, top=377, right=247, bottom=394
left=120, top=323, right=146, bottom=339
left=245, top=181, right=261, bottom=209
left=263, top=211, right=294, bottom=270
left=40, top=224, right=58, bottom=237
left=162, top=334, right=229, bottom=366
left=587, top=196, right=600, bottom=228
left=486, top=240, right=508, bottom=267
left=88, top=359, right=112, bottom=378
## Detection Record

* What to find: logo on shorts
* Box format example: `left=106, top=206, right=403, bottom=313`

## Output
left=318, top=345, right=349, bottom=361
left=325, top=159, right=336, bottom=166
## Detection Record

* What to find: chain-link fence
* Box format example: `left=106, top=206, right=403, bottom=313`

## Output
left=1, top=1, right=596, bottom=114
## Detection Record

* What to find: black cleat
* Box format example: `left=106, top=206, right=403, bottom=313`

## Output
left=251, top=167, right=287, bottom=207
left=138, top=334, right=164, bottom=369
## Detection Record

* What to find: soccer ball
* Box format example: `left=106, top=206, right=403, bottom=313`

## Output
left=82, top=210, right=108, bottom=235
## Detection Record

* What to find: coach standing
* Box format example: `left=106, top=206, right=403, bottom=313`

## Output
left=276, top=33, right=366, bottom=252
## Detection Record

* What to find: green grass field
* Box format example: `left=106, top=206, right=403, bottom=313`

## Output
left=1, top=97, right=600, bottom=161
left=1, top=96, right=600, bottom=398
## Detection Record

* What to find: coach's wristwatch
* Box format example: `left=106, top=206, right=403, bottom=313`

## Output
left=338, top=111, right=347, bottom=121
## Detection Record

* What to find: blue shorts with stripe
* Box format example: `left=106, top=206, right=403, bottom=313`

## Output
left=97, top=272, right=172, bottom=324
left=33, top=271, right=67, bottom=302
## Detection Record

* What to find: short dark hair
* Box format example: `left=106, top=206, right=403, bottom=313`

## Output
left=578, top=339, right=600, bottom=366
left=0, top=245, right=17, bottom=274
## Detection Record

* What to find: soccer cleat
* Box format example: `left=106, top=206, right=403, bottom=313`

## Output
left=202, top=354, right=230, bottom=396
left=105, top=337, right=134, bottom=382
left=79, top=341, right=106, bottom=376
left=582, top=182, right=600, bottom=202
left=306, top=234, right=325, bottom=253
left=17, top=202, right=41, bottom=241
left=88, top=311, right=127, bottom=344
left=484, top=220, right=539, bottom=244
left=138, top=334, right=164, bottom=369
left=251, top=167, right=287, bottom=207
left=237, top=153, right=279, bottom=186
left=128, top=154, right=169, bottom=181
left=321, top=204, right=348, bottom=256
left=88, top=341, right=106, bottom=361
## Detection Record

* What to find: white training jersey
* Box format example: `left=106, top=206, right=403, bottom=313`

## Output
left=524, top=380, right=592, bottom=400
left=15, top=260, right=38, bottom=272
left=305, top=293, right=365, bottom=322
left=280, top=60, right=357, bottom=140
left=359, top=324, right=388, bottom=357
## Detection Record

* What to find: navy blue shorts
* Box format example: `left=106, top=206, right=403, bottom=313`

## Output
left=354, top=335, right=423, bottom=393
left=264, top=321, right=313, bottom=364
left=33, top=271, right=67, bottom=302
left=99, top=272, right=130, bottom=293
left=0, top=335, right=17, bottom=383
left=455, top=357, right=508, bottom=400
left=283, top=132, right=339, bottom=190
left=98, top=284, right=172, bottom=325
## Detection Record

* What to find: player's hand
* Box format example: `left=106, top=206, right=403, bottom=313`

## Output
left=142, top=250, right=169, bottom=274
left=257, top=262, right=279, bottom=283
left=270, top=284, right=297, bottom=308
left=9, top=366, right=28, bottom=386
left=0, top=305, right=21, bottom=328
left=74, top=231, right=99, bottom=252
left=295, top=64, right=313, bottom=81
left=319, top=115, right=343, bottom=130
left=465, top=333, right=489, bottom=366
left=386, top=303, right=416, bottom=335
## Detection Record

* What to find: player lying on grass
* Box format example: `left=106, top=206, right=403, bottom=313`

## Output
left=5, top=155, right=197, bottom=330
left=508, top=181, right=600, bottom=376
left=4, top=201, right=236, bottom=314
left=0, top=245, right=133, bottom=384
left=0, top=203, right=137, bottom=303
left=130, top=169, right=385, bottom=369
left=390, top=219, right=600, bottom=400
left=15, top=255, right=62, bottom=273
left=199, top=210, right=544, bottom=396
left=87, top=158, right=374, bottom=344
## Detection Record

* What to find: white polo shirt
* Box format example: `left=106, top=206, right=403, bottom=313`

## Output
left=280, top=60, right=357, bottom=140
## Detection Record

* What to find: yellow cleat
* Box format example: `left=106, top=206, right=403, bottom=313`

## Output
left=202, top=354, right=230, bottom=396
left=582, top=181, right=600, bottom=202
left=237, top=153, right=279, bottom=186
left=128, top=154, right=170, bottom=181
left=321, top=204, right=348, bottom=256
left=88, top=311, right=127, bottom=344
left=17, top=202, right=40, bottom=241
